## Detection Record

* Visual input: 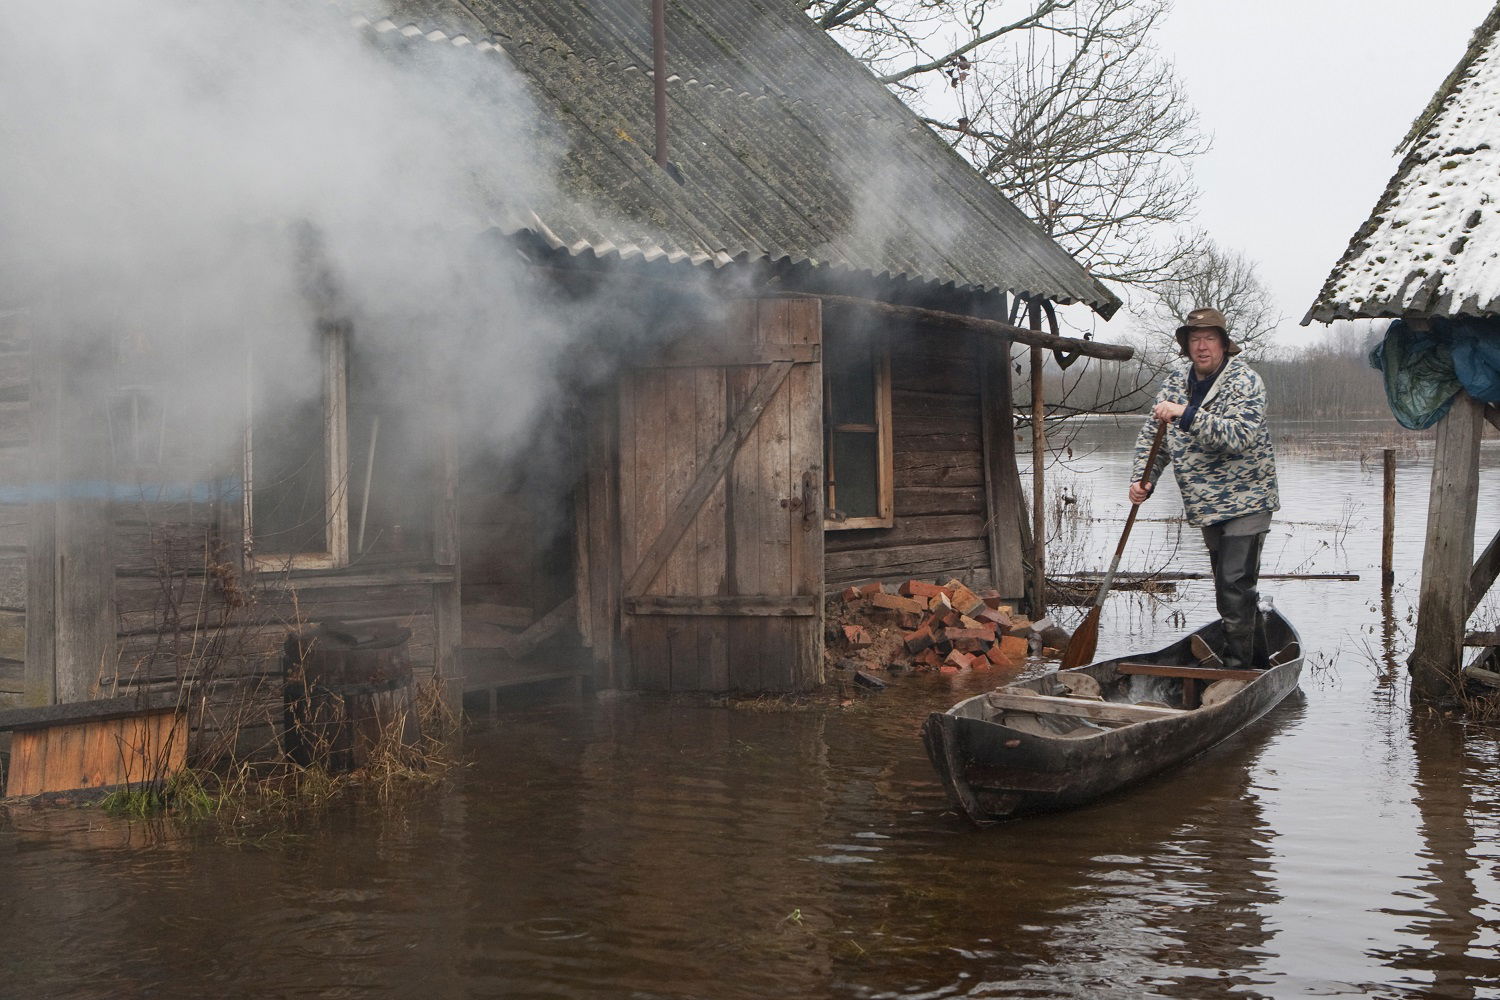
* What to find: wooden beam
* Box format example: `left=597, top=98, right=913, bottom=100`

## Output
left=1469, top=524, right=1500, bottom=616
left=985, top=689, right=1184, bottom=723
left=1411, top=391, right=1485, bottom=699
left=814, top=294, right=1133, bottom=361
left=623, top=360, right=793, bottom=597
left=623, top=595, right=818, bottom=616
left=1463, top=662, right=1500, bottom=688
left=1116, top=662, right=1262, bottom=681
left=646, top=342, right=819, bottom=367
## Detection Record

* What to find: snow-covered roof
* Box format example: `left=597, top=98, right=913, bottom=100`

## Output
left=1307, top=4, right=1500, bottom=324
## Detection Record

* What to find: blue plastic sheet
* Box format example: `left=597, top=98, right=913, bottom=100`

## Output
left=1368, top=318, right=1500, bottom=429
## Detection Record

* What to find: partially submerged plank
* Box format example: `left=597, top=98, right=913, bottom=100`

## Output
left=1117, top=663, right=1262, bottom=682
left=986, top=690, right=1184, bottom=724
left=0, top=692, right=180, bottom=732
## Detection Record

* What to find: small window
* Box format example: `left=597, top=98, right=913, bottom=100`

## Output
left=244, top=323, right=349, bottom=570
left=824, top=327, right=893, bottom=530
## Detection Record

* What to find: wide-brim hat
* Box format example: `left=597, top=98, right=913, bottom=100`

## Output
left=1175, top=306, right=1241, bottom=357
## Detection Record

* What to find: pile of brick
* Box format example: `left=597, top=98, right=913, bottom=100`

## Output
left=832, top=578, right=1054, bottom=676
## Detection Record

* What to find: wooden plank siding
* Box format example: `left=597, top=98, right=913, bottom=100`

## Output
left=824, top=324, right=999, bottom=591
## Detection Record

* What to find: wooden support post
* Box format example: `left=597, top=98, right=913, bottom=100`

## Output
left=28, top=329, right=116, bottom=705
left=24, top=321, right=58, bottom=706
left=1411, top=392, right=1484, bottom=700
left=979, top=329, right=1025, bottom=598
left=1028, top=301, right=1047, bottom=619
left=430, top=391, right=463, bottom=719
left=1382, top=448, right=1396, bottom=590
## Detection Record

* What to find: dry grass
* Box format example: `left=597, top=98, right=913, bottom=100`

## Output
left=99, top=675, right=462, bottom=829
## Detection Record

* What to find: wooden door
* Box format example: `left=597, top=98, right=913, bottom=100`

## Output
left=619, top=299, right=823, bottom=692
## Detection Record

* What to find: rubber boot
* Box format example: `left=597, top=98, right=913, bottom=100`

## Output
left=1214, top=532, right=1266, bottom=671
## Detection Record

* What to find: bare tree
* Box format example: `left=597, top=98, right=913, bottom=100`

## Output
left=809, top=0, right=1207, bottom=288
left=1148, top=238, right=1280, bottom=362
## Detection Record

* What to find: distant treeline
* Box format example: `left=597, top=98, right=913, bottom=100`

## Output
left=1037, top=339, right=1392, bottom=421
left=1258, top=352, right=1390, bottom=420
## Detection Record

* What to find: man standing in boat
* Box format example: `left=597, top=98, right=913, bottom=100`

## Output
left=1128, top=307, right=1280, bottom=670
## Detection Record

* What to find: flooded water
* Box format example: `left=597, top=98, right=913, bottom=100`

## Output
left=7, top=418, right=1500, bottom=999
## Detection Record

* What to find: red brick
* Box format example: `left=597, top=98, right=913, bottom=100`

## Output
left=899, top=580, right=945, bottom=599
left=903, top=626, right=935, bottom=654
left=998, top=635, right=1029, bottom=660
left=945, top=649, right=975, bottom=669
left=871, top=592, right=926, bottom=615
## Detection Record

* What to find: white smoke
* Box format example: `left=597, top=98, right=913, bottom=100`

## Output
left=0, top=0, right=572, bottom=479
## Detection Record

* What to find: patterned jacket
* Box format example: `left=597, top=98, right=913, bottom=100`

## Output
left=1131, top=357, right=1279, bottom=527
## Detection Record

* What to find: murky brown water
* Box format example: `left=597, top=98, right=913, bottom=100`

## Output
left=6, top=418, right=1500, bottom=999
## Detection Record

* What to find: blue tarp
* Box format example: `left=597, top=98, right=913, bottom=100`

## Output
left=1369, top=318, right=1500, bottom=429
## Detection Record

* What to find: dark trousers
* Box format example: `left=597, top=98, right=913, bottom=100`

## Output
left=1206, top=531, right=1268, bottom=670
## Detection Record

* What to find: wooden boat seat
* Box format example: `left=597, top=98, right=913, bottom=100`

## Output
left=1117, top=662, right=1261, bottom=681
left=987, top=690, right=1185, bottom=724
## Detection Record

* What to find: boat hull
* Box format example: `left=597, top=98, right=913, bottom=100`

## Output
left=922, top=612, right=1302, bottom=824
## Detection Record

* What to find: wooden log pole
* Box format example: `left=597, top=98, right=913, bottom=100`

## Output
left=1383, top=448, right=1396, bottom=590
left=1410, top=392, right=1484, bottom=701
left=1028, top=299, right=1047, bottom=618
left=813, top=294, right=1133, bottom=361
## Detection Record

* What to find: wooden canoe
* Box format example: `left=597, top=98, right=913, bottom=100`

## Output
left=921, top=610, right=1303, bottom=825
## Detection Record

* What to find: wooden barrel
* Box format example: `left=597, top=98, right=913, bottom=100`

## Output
left=282, top=622, right=419, bottom=771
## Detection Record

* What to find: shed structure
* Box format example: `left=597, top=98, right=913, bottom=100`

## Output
left=1306, top=2, right=1500, bottom=699
left=3, top=0, right=1131, bottom=733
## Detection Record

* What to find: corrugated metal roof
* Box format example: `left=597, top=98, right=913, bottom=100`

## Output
left=339, top=0, right=1121, bottom=317
left=1307, top=3, right=1500, bottom=323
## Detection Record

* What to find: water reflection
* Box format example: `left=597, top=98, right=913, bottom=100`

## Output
left=1373, top=718, right=1500, bottom=997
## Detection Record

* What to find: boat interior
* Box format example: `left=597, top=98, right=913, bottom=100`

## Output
left=953, top=616, right=1302, bottom=740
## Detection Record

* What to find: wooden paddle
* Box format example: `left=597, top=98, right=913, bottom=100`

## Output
left=1060, top=419, right=1169, bottom=671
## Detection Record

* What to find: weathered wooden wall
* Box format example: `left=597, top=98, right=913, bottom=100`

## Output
left=824, top=324, right=1002, bottom=591
left=0, top=310, right=27, bottom=706
left=109, top=495, right=444, bottom=755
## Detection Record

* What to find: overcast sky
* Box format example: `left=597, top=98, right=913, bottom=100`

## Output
left=1157, top=0, right=1495, bottom=348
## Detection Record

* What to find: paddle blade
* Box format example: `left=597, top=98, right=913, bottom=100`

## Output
left=1060, top=605, right=1101, bottom=670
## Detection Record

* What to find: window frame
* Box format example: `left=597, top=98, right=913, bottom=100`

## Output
left=823, top=330, right=894, bottom=531
left=243, top=323, right=350, bottom=571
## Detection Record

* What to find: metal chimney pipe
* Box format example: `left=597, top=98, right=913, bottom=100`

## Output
left=652, top=0, right=668, bottom=168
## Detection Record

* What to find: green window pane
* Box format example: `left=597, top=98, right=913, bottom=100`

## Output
left=832, top=431, right=879, bottom=519
left=826, top=336, right=876, bottom=425
left=253, top=391, right=327, bottom=555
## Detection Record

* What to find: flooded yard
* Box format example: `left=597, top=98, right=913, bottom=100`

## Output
left=6, top=418, right=1500, bottom=999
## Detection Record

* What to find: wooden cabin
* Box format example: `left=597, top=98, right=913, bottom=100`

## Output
left=0, top=0, right=1129, bottom=735
left=1305, top=3, right=1500, bottom=700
